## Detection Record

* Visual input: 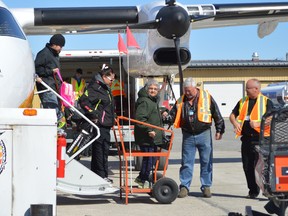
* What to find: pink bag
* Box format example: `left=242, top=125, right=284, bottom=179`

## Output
left=60, top=82, right=75, bottom=107
left=56, top=69, right=75, bottom=107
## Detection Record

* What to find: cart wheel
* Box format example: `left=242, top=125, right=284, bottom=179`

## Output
left=148, top=172, right=163, bottom=197
left=152, top=177, right=178, bottom=204
left=279, top=201, right=287, bottom=216
left=133, top=145, right=142, bottom=171
left=265, top=199, right=288, bottom=216
left=149, top=172, right=163, bottom=183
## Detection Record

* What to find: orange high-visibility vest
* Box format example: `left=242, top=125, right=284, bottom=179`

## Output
left=71, top=78, right=86, bottom=100
left=174, top=89, right=212, bottom=128
left=111, top=79, right=126, bottom=97
left=236, top=94, right=270, bottom=137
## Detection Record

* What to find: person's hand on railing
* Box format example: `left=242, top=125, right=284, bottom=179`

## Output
left=91, top=118, right=98, bottom=124
left=35, top=77, right=42, bottom=83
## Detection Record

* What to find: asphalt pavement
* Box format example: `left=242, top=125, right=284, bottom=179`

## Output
left=56, top=119, right=273, bottom=216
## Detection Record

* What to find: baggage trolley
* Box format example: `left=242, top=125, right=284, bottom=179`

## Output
left=114, top=116, right=178, bottom=204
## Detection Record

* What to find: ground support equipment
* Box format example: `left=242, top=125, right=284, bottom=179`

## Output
left=255, top=107, right=288, bottom=216
left=114, top=116, right=178, bottom=204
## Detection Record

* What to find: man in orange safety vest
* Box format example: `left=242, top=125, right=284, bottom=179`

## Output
left=229, top=78, right=273, bottom=199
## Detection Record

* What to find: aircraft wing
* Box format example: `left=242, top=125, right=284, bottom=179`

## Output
left=190, top=2, right=288, bottom=30
left=11, top=2, right=288, bottom=38
left=11, top=6, right=139, bottom=35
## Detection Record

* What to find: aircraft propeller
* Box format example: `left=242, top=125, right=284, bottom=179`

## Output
left=76, top=0, right=214, bottom=95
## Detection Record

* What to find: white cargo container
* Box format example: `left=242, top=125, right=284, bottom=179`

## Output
left=0, top=108, right=57, bottom=216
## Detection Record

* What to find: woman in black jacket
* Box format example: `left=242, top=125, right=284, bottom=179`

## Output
left=79, top=64, right=115, bottom=183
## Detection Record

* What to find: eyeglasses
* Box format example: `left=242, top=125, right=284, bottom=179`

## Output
left=148, top=87, right=158, bottom=91
left=105, top=76, right=114, bottom=82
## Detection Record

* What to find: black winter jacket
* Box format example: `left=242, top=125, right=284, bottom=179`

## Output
left=169, top=89, right=225, bottom=135
left=79, top=74, right=115, bottom=128
left=134, top=87, right=164, bottom=146
left=35, top=43, right=62, bottom=92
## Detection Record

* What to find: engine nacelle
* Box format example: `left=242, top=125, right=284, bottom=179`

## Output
left=122, top=1, right=191, bottom=77
left=153, top=47, right=191, bottom=66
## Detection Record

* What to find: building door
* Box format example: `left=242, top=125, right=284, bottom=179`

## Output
left=203, top=82, right=244, bottom=117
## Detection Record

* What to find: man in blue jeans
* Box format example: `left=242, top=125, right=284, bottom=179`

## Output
left=169, top=77, right=225, bottom=198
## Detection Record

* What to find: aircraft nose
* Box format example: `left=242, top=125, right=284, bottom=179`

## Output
left=156, top=5, right=190, bottom=39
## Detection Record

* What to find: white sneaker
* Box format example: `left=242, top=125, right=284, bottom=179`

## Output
left=138, top=181, right=150, bottom=189
left=104, top=177, right=113, bottom=184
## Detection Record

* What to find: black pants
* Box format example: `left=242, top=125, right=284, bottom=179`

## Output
left=241, top=136, right=260, bottom=195
left=138, top=145, right=157, bottom=182
left=91, top=127, right=111, bottom=178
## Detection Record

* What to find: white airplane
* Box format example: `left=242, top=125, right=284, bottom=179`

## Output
left=2, top=0, right=288, bottom=108
left=2, top=0, right=288, bottom=213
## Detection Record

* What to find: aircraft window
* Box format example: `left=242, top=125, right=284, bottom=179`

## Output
left=201, top=5, right=215, bottom=16
left=187, top=6, right=200, bottom=16
left=0, top=8, right=25, bottom=39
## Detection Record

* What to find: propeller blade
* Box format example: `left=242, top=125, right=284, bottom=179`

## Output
left=173, top=37, right=184, bottom=96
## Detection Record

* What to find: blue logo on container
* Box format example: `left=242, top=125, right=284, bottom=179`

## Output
left=0, top=137, right=7, bottom=175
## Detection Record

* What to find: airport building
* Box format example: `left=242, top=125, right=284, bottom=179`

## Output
left=172, top=53, right=288, bottom=117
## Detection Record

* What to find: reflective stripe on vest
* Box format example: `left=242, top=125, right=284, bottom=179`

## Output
left=111, top=80, right=125, bottom=97
left=236, top=94, right=268, bottom=137
left=198, top=90, right=212, bottom=123
left=173, top=95, right=185, bottom=128
left=173, top=90, right=212, bottom=128
left=71, top=78, right=86, bottom=100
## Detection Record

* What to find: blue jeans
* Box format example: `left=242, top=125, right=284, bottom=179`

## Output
left=179, top=129, right=213, bottom=191
left=39, top=91, right=63, bottom=121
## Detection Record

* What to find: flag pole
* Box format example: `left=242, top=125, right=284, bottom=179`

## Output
left=118, top=53, right=123, bottom=118
left=117, top=32, right=128, bottom=119
left=125, top=26, right=140, bottom=190
left=125, top=27, right=133, bottom=191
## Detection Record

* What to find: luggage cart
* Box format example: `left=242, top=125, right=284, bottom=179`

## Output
left=114, top=116, right=178, bottom=204
left=255, top=107, right=288, bottom=216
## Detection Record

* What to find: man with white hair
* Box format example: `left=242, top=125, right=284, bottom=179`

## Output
left=169, top=77, right=225, bottom=198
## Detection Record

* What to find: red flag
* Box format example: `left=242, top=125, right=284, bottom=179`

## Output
left=126, top=26, right=140, bottom=49
left=118, top=33, right=128, bottom=54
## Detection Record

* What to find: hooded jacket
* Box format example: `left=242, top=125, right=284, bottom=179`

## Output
left=79, top=74, right=115, bottom=128
left=35, top=43, right=62, bottom=92
left=134, top=87, right=163, bottom=146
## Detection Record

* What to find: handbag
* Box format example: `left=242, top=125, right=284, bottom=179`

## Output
left=56, top=69, right=75, bottom=107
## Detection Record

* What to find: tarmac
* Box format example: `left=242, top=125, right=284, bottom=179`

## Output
left=56, top=119, right=273, bottom=216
